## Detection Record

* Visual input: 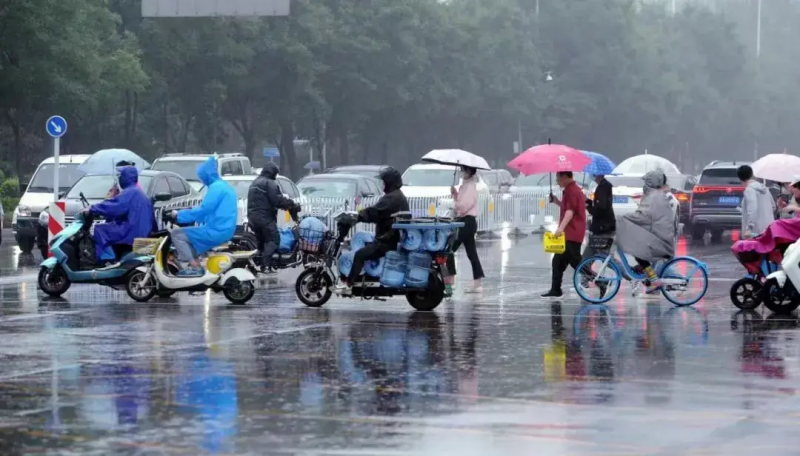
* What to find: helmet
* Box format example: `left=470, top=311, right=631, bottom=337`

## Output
left=379, top=166, right=403, bottom=192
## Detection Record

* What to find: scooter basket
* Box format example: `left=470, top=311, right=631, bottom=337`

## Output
left=132, top=238, right=160, bottom=256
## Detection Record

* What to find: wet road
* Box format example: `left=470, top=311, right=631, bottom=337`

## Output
left=0, top=233, right=797, bottom=455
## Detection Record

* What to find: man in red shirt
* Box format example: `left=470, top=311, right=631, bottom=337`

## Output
left=542, top=171, right=587, bottom=298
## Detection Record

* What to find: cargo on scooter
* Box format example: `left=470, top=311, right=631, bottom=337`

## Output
left=294, top=211, right=463, bottom=311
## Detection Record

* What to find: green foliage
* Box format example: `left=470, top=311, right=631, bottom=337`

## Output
left=1, top=0, right=799, bottom=179
left=0, top=178, right=19, bottom=199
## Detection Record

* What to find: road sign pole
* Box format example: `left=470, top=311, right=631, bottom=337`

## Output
left=53, top=138, right=60, bottom=202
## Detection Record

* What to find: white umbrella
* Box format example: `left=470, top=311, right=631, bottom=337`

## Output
left=752, top=153, right=800, bottom=183
left=421, top=149, right=491, bottom=170
left=612, top=154, right=680, bottom=175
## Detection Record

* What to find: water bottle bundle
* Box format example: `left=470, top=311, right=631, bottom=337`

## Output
left=338, top=223, right=456, bottom=289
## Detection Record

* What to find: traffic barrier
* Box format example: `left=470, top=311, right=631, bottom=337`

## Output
left=47, top=201, right=66, bottom=257
left=156, top=190, right=567, bottom=239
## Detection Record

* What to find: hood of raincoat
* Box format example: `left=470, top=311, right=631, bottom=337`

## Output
left=118, top=166, right=138, bottom=189
left=748, top=180, right=769, bottom=195
left=197, top=156, right=221, bottom=187
left=380, top=167, right=403, bottom=193
left=642, top=170, right=666, bottom=195
left=261, top=162, right=279, bottom=180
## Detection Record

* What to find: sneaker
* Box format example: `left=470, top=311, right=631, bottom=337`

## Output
left=334, top=283, right=352, bottom=295
left=465, top=285, right=483, bottom=294
left=541, top=289, right=563, bottom=298
left=646, top=279, right=663, bottom=294
left=177, top=268, right=204, bottom=277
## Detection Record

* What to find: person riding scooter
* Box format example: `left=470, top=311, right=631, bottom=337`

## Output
left=81, top=166, right=155, bottom=266
left=336, top=167, right=409, bottom=294
left=166, top=156, right=237, bottom=276
left=247, top=162, right=300, bottom=273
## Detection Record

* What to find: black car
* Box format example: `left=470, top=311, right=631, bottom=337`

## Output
left=37, top=170, right=198, bottom=258
left=689, top=161, right=748, bottom=242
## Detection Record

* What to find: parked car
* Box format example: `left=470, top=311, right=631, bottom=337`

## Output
left=401, top=163, right=489, bottom=197
left=480, top=169, right=514, bottom=194
left=151, top=153, right=252, bottom=191
left=297, top=173, right=382, bottom=219
left=689, top=161, right=749, bottom=242
left=37, top=170, right=198, bottom=258
left=14, top=155, right=91, bottom=254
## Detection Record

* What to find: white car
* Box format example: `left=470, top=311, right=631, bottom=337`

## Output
left=401, top=163, right=491, bottom=217
left=151, top=153, right=252, bottom=191
left=13, top=154, right=91, bottom=254
left=401, top=163, right=490, bottom=197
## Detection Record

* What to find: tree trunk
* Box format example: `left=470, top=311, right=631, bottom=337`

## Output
left=279, top=121, right=298, bottom=179
left=124, top=90, right=131, bottom=144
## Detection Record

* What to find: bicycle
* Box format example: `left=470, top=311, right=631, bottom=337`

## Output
left=573, top=236, right=709, bottom=306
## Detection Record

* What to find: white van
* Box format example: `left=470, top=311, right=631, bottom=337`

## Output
left=13, top=155, right=90, bottom=253
left=151, top=153, right=252, bottom=191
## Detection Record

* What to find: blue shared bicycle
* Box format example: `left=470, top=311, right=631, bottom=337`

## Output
left=574, top=236, right=709, bottom=306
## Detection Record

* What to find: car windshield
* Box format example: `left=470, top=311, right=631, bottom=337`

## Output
left=516, top=172, right=590, bottom=187
left=27, top=164, right=85, bottom=193
left=66, top=175, right=153, bottom=200
left=699, top=168, right=741, bottom=185
left=227, top=179, right=255, bottom=198
left=298, top=179, right=356, bottom=198
left=151, top=159, right=205, bottom=182
left=402, top=168, right=456, bottom=187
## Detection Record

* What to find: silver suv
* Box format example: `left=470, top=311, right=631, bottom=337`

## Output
left=151, top=153, right=252, bottom=191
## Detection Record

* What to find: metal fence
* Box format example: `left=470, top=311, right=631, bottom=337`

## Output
left=157, top=190, right=565, bottom=236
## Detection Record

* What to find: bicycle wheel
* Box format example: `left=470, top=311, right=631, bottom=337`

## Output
left=660, top=257, right=709, bottom=306
left=574, top=255, right=622, bottom=304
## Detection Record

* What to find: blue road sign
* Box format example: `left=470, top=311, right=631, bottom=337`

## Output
left=263, top=147, right=280, bottom=158
left=46, top=116, right=68, bottom=138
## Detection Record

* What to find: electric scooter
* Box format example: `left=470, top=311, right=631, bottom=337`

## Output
left=37, top=211, right=155, bottom=297
left=126, top=216, right=259, bottom=304
left=761, top=238, right=800, bottom=313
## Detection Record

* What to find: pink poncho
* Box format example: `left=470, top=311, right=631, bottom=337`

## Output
left=731, top=217, right=800, bottom=256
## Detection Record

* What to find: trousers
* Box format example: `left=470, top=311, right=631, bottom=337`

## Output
left=449, top=215, right=485, bottom=280
left=551, top=240, right=583, bottom=292
left=251, top=219, right=279, bottom=267
left=171, top=228, right=198, bottom=263
left=349, top=242, right=392, bottom=284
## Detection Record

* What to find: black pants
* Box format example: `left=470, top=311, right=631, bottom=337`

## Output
left=551, top=240, right=583, bottom=292
left=449, top=216, right=485, bottom=280
left=251, top=219, right=279, bottom=268
left=349, top=242, right=392, bottom=284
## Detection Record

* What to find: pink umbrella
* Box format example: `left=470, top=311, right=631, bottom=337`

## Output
left=508, top=143, right=591, bottom=176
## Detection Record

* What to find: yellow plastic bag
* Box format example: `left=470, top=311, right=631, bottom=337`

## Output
left=544, top=232, right=566, bottom=254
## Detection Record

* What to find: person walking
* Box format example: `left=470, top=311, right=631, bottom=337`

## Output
left=542, top=171, right=587, bottom=298
left=738, top=164, right=775, bottom=238
left=449, top=166, right=485, bottom=293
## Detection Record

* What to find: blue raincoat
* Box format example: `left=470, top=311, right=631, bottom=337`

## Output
left=176, top=157, right=237, bottom=255
left=91, top=167, right=155, bottom=260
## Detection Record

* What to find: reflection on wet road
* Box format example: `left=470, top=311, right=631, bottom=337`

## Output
left=0, top=234, right=797, bottom=454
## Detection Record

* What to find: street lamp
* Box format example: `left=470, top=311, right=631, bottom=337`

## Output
left=516, top=72, right=554, bottom=154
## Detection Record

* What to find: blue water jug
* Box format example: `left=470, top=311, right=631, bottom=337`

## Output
left=423, top=229, right=450, bottom=252
left=338, top=251, right=360, bottom=277
left=403, top=229, right=423, bottom=251
left=350, top=231, right=375, bottom=252
left=364, top=257, right=385, bottom=277
left=405, top=252, right=432, bottom=288
left=380, top=251, right=408, bottom=287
